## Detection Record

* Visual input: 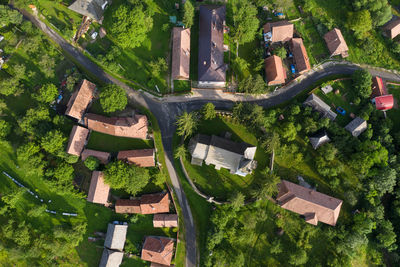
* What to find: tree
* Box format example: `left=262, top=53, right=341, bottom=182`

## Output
left=0, top=77, right=21, bottom=96
left=230, top=0, right=259, bottom=56
left=376, top=220, right=397, bottom=251
left=202, top=103, right=216, bottom=120
left=34, top=83, right=58, bottom=103
left=38, top=54, right=56, bottom=78
left=52, top=163, right=75, bottom=186
left=99, top=84, right=128, bottom=113
left=237, top=74, right=266, bottom=94
left=107, top=3, right=153, bottom=49
left=182, top=0, right=194, bottom=28
left=174, top=145, right=187, bottom=159
left=0, top=120, right=11, bottom=139
left=281, top=122, right=297, bottom=141
left=261, top=131, right=280, bottom=153
left=41, top=130, right=67, bottom=155
left=176, top=112, right=198, bottom=139
left=229, top=191, right=245, bottom=211
left=252, top=170, right=280, bottom=200
left=273, top=46, right=287, bottom=59
left=347, top=10, right=372, bottom=39
left=0, top=5, right=23, bottom=27
left=84, top=156, right=100, bottom=171
left=353, top=0, right=392, bottom=27
left=104, top=161, right=151, bottom=195
left=352, top=69, right=372, bottom=99
left=148, top=58, right=168, bottom=77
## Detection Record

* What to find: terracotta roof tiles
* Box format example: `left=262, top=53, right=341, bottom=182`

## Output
left=87, top=171, right=110, bottom=205
left=115, top=199, right=141, bottom=214
left=290, top=38, right=310, bottom=74
left=263, top=21, right=294, bottom=43
left=153, top=214, right=178, bottom=228
left=81, top=148, right=110, bottom=164
left=66, top=125, right=89, bottom=156
left=265, top=55, right=286, bottom=85
left=117, top=149, right=155, bottom=167
left=172, top=27, right=190, bottom=80
left=140, top=192, right=170, bottom=214
left=324, top=28, right=349, bottom=58
left=141, top=236, right=175, bottom=266
left=65, top=79, right=96, bottom=120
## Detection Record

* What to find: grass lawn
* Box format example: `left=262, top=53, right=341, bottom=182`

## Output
left=182, top=116, right=269, bottom=200
left=386, top=83, right=400, bottom=132
left=314, top=79, right=359, bottom=126
left=174, top=80, right=191, bottom=93
left=86, top=131, right=154, bottom=153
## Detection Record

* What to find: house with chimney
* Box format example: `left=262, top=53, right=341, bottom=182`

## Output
left=141, top=236, right=175, bottom=266
left=345, top=117, right=367, bottom=137
left=172, top=27, right=190, bottom=81
left=277, top=180, right=343, bottom=226
left=66, top=125, right=90, bottom=156
left=68, top=0, right=109, bottom=23
left=264, top=55, right=286, bottom=85
left=383, top=18, right=400, bottom=39
left=65, top=79, right=96, bottom=122
left=99, top=222, right=127, bottom=267
left=371, top=76, right=394, bottom=111
left=87, top=171, right=110, bottom=205
left=198, top=5, right=226, bottom=88
left=117, top=149, right=155, bottom=167
left=303, top=94, right=337, bottom=120
left=115, top=192, right=169, bottom=214
left=289, top=38, right=310, bottom=74
left=263, top=21, right=294, bottom=43
left=324, top=28, right=349, bottom=58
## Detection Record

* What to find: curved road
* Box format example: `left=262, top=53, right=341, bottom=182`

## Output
left=18, top=8, right=400, bottom=267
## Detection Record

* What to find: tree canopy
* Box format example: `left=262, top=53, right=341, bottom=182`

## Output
left=0, top=5, right=23, bottom=27
left=352, top=69, right=372, bottom=99
left=352, top=0, right=392, bottom=27
left=347, top=10, right=372, bottom=39
left=176, top=111, right=198, bottom=139
left=182, top=0, right=194, bottom=28
left=99, top=84, right=128, bottom=113
left=107, top=2, right=153, bottom=49
left=202, top=103, right=216, bottom=120
left=34, top=83, right=58, bottom=103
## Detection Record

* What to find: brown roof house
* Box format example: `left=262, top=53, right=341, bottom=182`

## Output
left=115, top=199, right=141, bottom=214
left=153, top=214, right=178, bottom=228
left=265, top=55, right=286, bottom=86
left=140, top=192, right=170, bottom=214
left=66, top=125, right=90, bottom=156
left=87, top=171, right=110, bottom=205
left=277, top=180, right=343, bottom=226
left=65, top=79, right=96, bottom=121
left=116, top=192, right=169, bottom=214
left=172, top=27, right=190, bottom=80
left=188, top=134, right=257, bottom=176
left=289, top=38, right=310, bottom=74
left=263, top=21, right=294, bottom=43
left=81, top=148, right=111, bottom=164
left=85, top=113, right=148, bottom=139
left=117, top=149, right=155, bottom=167
left=324, top=28, right=349, bottom=58
left=141, top=236, right=175, bottom=266
left=345, top=117, right=367, bottom=137
left=371, top=76, right=388, bottom=98
left=383, top=19, right=400, bottom=39
left=68, top=0, right=109, bottom=22
left=198, top=5, right=226, bottom=88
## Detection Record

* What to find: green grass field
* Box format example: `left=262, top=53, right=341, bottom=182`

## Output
left=86, top=131, right=154, bottom=153
left=182, top=116, right=269, bottom=200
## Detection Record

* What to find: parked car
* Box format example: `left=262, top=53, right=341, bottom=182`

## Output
left=336, top=106, right=346, bottom=115
left=290, top=64, right=296, bottom=74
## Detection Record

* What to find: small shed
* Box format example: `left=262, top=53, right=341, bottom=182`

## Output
left=321, top=85, right=333, bottom=94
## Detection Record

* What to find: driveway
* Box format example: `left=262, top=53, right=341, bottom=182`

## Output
left=16, top=7, right=400, bottom=267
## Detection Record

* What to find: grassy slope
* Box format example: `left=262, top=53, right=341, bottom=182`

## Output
left=182, top=116, right=269, bottom=200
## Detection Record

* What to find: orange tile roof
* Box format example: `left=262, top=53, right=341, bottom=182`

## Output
left=117, top=149, right=155, bottom=167
left=263, top=21, right=294, bottom=43
left=66, top=125, right=89, bottom=156
left=277, top=180, right=343, bottom=226
left=153, top=214, right=178, bottom=228
left=140, top=192, right=170, bottom=214
left=115, top=199, right=141, bottom=214
left=371, top=76, right=388, bottom=98
left=172, top=27, right=190, bottom=80
left=85, top=113, right=148, bottom=139
left=87, top=171, right=110, bottom=205
left=324, top=28, right=349, bottom=58
left=265, top=55, right=286, bottom=85
left=383, top=19, right=400, bottom=39
left=65, top=79, right=96, bottom=120
left=290, top=38, right=310, bottom=74
left=81, top=149, right=111, bottom=164
left=141, top=236, right=175, bottom=266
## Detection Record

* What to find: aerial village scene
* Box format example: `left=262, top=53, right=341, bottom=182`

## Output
left=2, top=0, right=400, bottom=266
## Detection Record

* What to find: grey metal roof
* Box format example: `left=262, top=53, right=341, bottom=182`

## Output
left=99, top=249, right=123, bottom=267
left=198, top=5, right=226, bottom=82
left=345, top=117, right=367, bottom=137
left=309, top=131, right=330, bottom=149
left=104, top=224, right=128, bottom=251
left=68, top=0, right=108, bottom=21
left=304, top=93, right=337, bottom=120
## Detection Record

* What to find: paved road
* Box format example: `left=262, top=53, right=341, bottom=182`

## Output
left=18, top=8, right=400, bottom=267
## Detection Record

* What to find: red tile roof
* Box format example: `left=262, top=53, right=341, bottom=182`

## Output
left=117, top=149, right=155, bottom=167
left=324, top=28, right=349, bottom=58
left=66, top=125, right=89, bottom=156
left=383, top=19, right=400, bottom=39
left=65, top=79, right=96, bottom=120
left=140, top=192, right=170, bottom=214
left=153, top=214, right=178, bottom=228
left=85, top=113, right=148, bottom=139
left=263, top=21, right=294, bottom=43
left=81, top=149, right=110, bottom=164
left=374, top=95, right=394, bottom=111
left=172, top=27, right=190, bottom=80
left=290, top=38, right=310, bottom=74
left=87, top=171, right=110, bottom=205
left=265, top=55, right=286, bottom=85
left=115, top=199, right=141, bottom=214
left=277, top=180, right=343, bottom=226
left=141, top=236, right=175, bottom=266
left=371, top=76, right=388, bottom=98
